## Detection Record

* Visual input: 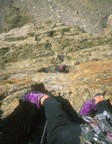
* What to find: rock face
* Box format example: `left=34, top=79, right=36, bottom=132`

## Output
left=0, top=21, right=112, bottom=113
left=0, top=0, right=112, bottom=34
left=0, top=22, right=112, bottom=143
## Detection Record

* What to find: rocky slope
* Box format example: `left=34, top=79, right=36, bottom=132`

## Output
left=0, top=20, right=112, bottom=116
left=0, top=0, right=112, bottom=34
left=0, top=21, right=112, bottom=143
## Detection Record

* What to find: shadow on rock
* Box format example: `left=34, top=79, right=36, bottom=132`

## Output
left=31, top=83, right=49, bottom=94
left=0, top=100, right=46, bottom=144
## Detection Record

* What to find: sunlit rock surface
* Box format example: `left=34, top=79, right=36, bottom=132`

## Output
left=0, top=22, right=112, bottom=143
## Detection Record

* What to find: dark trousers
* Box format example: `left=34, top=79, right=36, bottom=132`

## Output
left=43, top=97, right=81, bottom=144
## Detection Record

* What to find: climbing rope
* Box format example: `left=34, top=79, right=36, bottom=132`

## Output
left=40, top=121, right=47, bottom=144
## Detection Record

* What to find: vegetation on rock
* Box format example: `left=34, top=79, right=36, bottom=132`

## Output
left=5, top=6, right=30, bottom=31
